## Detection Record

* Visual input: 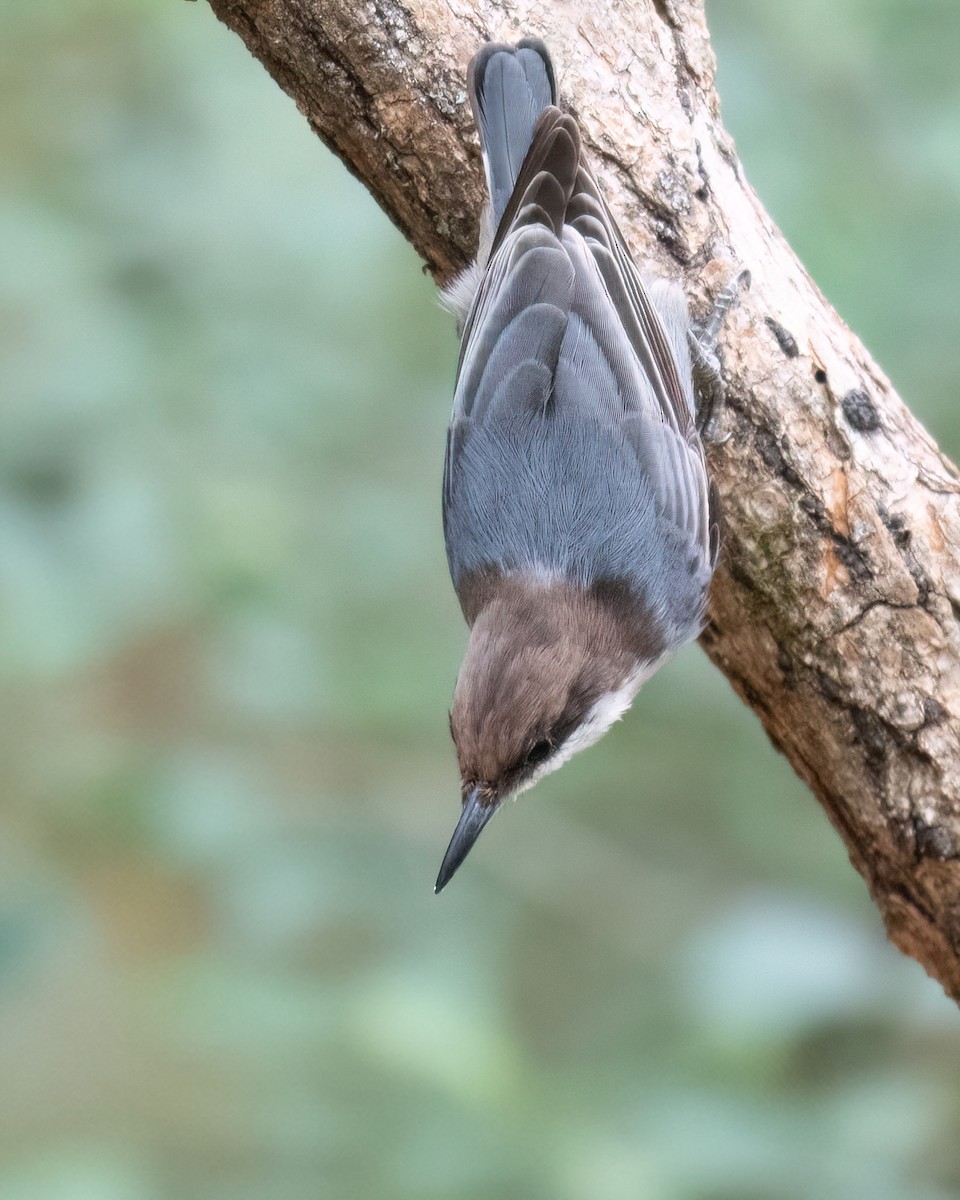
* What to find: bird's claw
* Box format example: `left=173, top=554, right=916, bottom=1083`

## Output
left=691, top=267, right=750, bottom=444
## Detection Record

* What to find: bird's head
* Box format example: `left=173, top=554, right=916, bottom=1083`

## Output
left=435, top=574, right=665, bottom=891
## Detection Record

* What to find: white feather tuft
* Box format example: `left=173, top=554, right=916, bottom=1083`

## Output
left=514, top=655, right=670, bottom=796
left=439, top=205, right=497, bottom=333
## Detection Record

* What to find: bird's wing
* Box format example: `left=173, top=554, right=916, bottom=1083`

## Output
left=445, top=110, right=578, bottom=510
left=447, top=109, right=712, bottom=562
left=556, top=159, right=711, bottom=558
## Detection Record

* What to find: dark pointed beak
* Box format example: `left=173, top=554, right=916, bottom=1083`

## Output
left=434, top=787, right=498, bottom=894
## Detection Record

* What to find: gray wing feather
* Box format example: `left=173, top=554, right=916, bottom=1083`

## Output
left=446, top=62, right=714, bottom=634
left=454, top=230, right=573, bottom=419
left=469, top=41, right=558, bottom=230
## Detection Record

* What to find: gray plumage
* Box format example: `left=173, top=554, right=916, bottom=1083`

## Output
left=435, top=38, right=723, bottom=893
left=469, top=41, right=557, bottom=230
left=443, top=39, right=716, bottom=656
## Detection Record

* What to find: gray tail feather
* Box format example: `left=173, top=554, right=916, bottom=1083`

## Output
left=468, top=39, right=557, bottom=231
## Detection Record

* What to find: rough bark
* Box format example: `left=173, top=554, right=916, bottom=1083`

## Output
left=203, top=0, right=960, bottom=1001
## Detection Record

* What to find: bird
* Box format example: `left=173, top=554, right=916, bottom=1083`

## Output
left=436, top=38, right=729, bottom=893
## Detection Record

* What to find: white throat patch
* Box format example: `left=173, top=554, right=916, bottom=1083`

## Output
left=514, top=655, right=669, bottom=796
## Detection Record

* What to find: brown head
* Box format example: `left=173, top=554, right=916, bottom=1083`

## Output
left=435, top=573, right=666, bottom=891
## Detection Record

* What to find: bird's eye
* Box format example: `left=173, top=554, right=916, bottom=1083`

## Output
left=526, top=738, right=554, bottom=767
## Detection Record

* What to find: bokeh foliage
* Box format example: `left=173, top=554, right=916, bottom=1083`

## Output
left=1, top=1, right=959, bottom=1197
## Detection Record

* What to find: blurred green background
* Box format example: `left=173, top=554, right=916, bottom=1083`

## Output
left=2, top=1, right=959, bottom=1197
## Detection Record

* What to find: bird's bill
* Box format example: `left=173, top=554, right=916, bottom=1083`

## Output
left=434, top=787, right=498, bottom=893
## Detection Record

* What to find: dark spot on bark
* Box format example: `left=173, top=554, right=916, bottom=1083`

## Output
left=755, top=430, right=784, bottom=474
left=835, top=538, right=873, bottom=583
left=799, top=492, right=827, bottom=523
left=816, top=669, right=844, bottom=706
left=801, top=495, right=873, bottom=579
left=913, top=817, right=957, bottom=862
left=755, top=430, right=804, bottom=490
left=764, top=316, right=799, bottom=357
left=851, top=706, right=888, bottom=769
left=693, top=139, right=710, bottom=199
left=651, top=0, right=679, bottom=29
left=922, top=696, right=948, bottom=728
left=878, top=505, right=929, bottom=603
left=878, top=505, right=911, bottom=549
left=652, top=217, right=689, bottom=264
left=752, top=432, right=872, bottom=581
left=842, top=389, right=881, bottom=433
left=777, top=647, right=795, bottom=688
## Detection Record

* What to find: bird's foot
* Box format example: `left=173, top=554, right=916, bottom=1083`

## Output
left=689, top=267, right=751, bottom=444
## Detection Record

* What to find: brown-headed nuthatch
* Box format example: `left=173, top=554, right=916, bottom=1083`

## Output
left=436, top=38, right=741, bottom=892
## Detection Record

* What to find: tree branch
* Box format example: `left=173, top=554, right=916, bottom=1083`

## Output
left=204, top=0, right=960, bottom=1001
